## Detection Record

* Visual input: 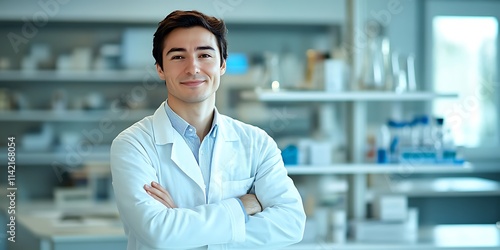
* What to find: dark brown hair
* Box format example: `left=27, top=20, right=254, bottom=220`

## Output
left=152, top=10, right=228, bottom=69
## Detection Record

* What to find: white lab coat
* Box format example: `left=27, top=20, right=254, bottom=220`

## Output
left=110, top=102, right=306, bottom=250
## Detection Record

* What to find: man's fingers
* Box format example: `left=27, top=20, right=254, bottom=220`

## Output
left=152, top=181, right=175, bottom=202
left=151, top=181, right=177, bottom=208
left=146, top=187, right=175, bottom=208
left=146, top=190, right=172, bottom=208
left=239, top=194, right=262, bottom=215
left=144, top=183, right=177, bottom=208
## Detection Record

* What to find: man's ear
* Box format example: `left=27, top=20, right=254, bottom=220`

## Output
left=156, top=63, right=166, bottom=80
left=220, top=60, right=226, bottom=76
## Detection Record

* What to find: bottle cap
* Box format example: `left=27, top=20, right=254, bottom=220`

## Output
left=435, top=117, right=444, bottom=125
left=420, top=115, right=429, bottom=125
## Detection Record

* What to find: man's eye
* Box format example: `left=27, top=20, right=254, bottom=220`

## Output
left=171, top=56, right=183, bottom=60
left=200, top=54, right=212, bottom=58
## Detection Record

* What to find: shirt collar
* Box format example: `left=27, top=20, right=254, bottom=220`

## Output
left=210, top=108, right=219, bottom=138
left=164, top=100, right=219, bottom=138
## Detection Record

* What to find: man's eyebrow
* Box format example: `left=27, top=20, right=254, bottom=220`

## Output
left=166, top=47, right=186, bottom=55
left=196, top=46, right=215, bottom=51
left=166, top=46, right=215, bottom=55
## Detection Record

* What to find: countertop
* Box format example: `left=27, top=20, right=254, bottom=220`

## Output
left=2, top=200, right=126, bottom=243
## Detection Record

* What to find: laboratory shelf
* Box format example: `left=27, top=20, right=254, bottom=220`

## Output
left=368, top=177, right=500, bottom=197
left=1, top=149, right=110, bottom=165
left=285, top=163, right=473, bottom=175
left=287, top=224, right=500, bottom=250
left=241, top=89, right=458, bottom=102
left=0, top=69, right=157, bottom=82
left=0, top=109, right=154, bottom=122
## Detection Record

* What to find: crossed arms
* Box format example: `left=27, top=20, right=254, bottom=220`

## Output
left=144, top=181, right=263, bottom=216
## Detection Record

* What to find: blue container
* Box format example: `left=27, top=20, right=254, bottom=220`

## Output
left=281, top=145, right=299, bottom=165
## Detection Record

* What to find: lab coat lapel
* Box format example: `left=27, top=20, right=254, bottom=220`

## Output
left=209, top=116, right=239, bottom=202
left=153, top=102, right=205, bottom=192
left=170, top=132, right=205, bottom=192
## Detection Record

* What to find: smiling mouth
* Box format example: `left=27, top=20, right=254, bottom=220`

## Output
left=181, top=80, right=205, bottom=87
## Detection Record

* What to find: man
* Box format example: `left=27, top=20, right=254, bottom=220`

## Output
left=110, top=10, right=306, bottom=250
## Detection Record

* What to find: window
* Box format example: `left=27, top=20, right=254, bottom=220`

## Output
left=432, top=16, right=498, bottom=147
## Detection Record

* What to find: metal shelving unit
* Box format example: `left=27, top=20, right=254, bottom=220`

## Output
left=243, top=88, right=462, bottom=220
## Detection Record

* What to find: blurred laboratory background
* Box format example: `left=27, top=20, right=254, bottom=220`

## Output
left=0, top=0, right=499, bottom=249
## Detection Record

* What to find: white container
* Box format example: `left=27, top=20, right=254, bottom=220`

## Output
left=54, top=187, right=93, bottom=209
left=373, top=194, right=408, bottom=221
left=72, top=47, right=92, bottom=71
left=324, top=59, right=347, bottom=92
left=309, top=140, right=333, bottom=165
left=297, top=138, right=313, bottom=165
left=331, top=209, right=347, bottom=243
left=315, top=207, right=330, bottom=241
left=352, top=208, right=418, bottom=243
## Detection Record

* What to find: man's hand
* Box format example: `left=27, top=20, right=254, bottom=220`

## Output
left=144, top=181, right=177, bottom=208
left=239, top=194, right=262, bottom=215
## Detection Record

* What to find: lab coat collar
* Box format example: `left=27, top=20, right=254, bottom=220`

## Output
left=215, top=107, right=239, bottom=142
left=152, top=101, right=238, bottom=145
left=152, top=102, right=174, bottom=145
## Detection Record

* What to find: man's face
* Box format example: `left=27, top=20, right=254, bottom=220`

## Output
left=156, top=26, right=226, bottom=106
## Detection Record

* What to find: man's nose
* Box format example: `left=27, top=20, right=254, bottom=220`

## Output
left=185, top=57, right=200, bottom=75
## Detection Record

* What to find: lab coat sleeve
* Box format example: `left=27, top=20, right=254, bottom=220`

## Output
left=212, top=132, right=306, bottom=249
left=110, top=135, right=246, bottom=249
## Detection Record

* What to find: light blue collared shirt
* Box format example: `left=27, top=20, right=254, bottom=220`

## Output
left=164, top=102, right=248, bottom=222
